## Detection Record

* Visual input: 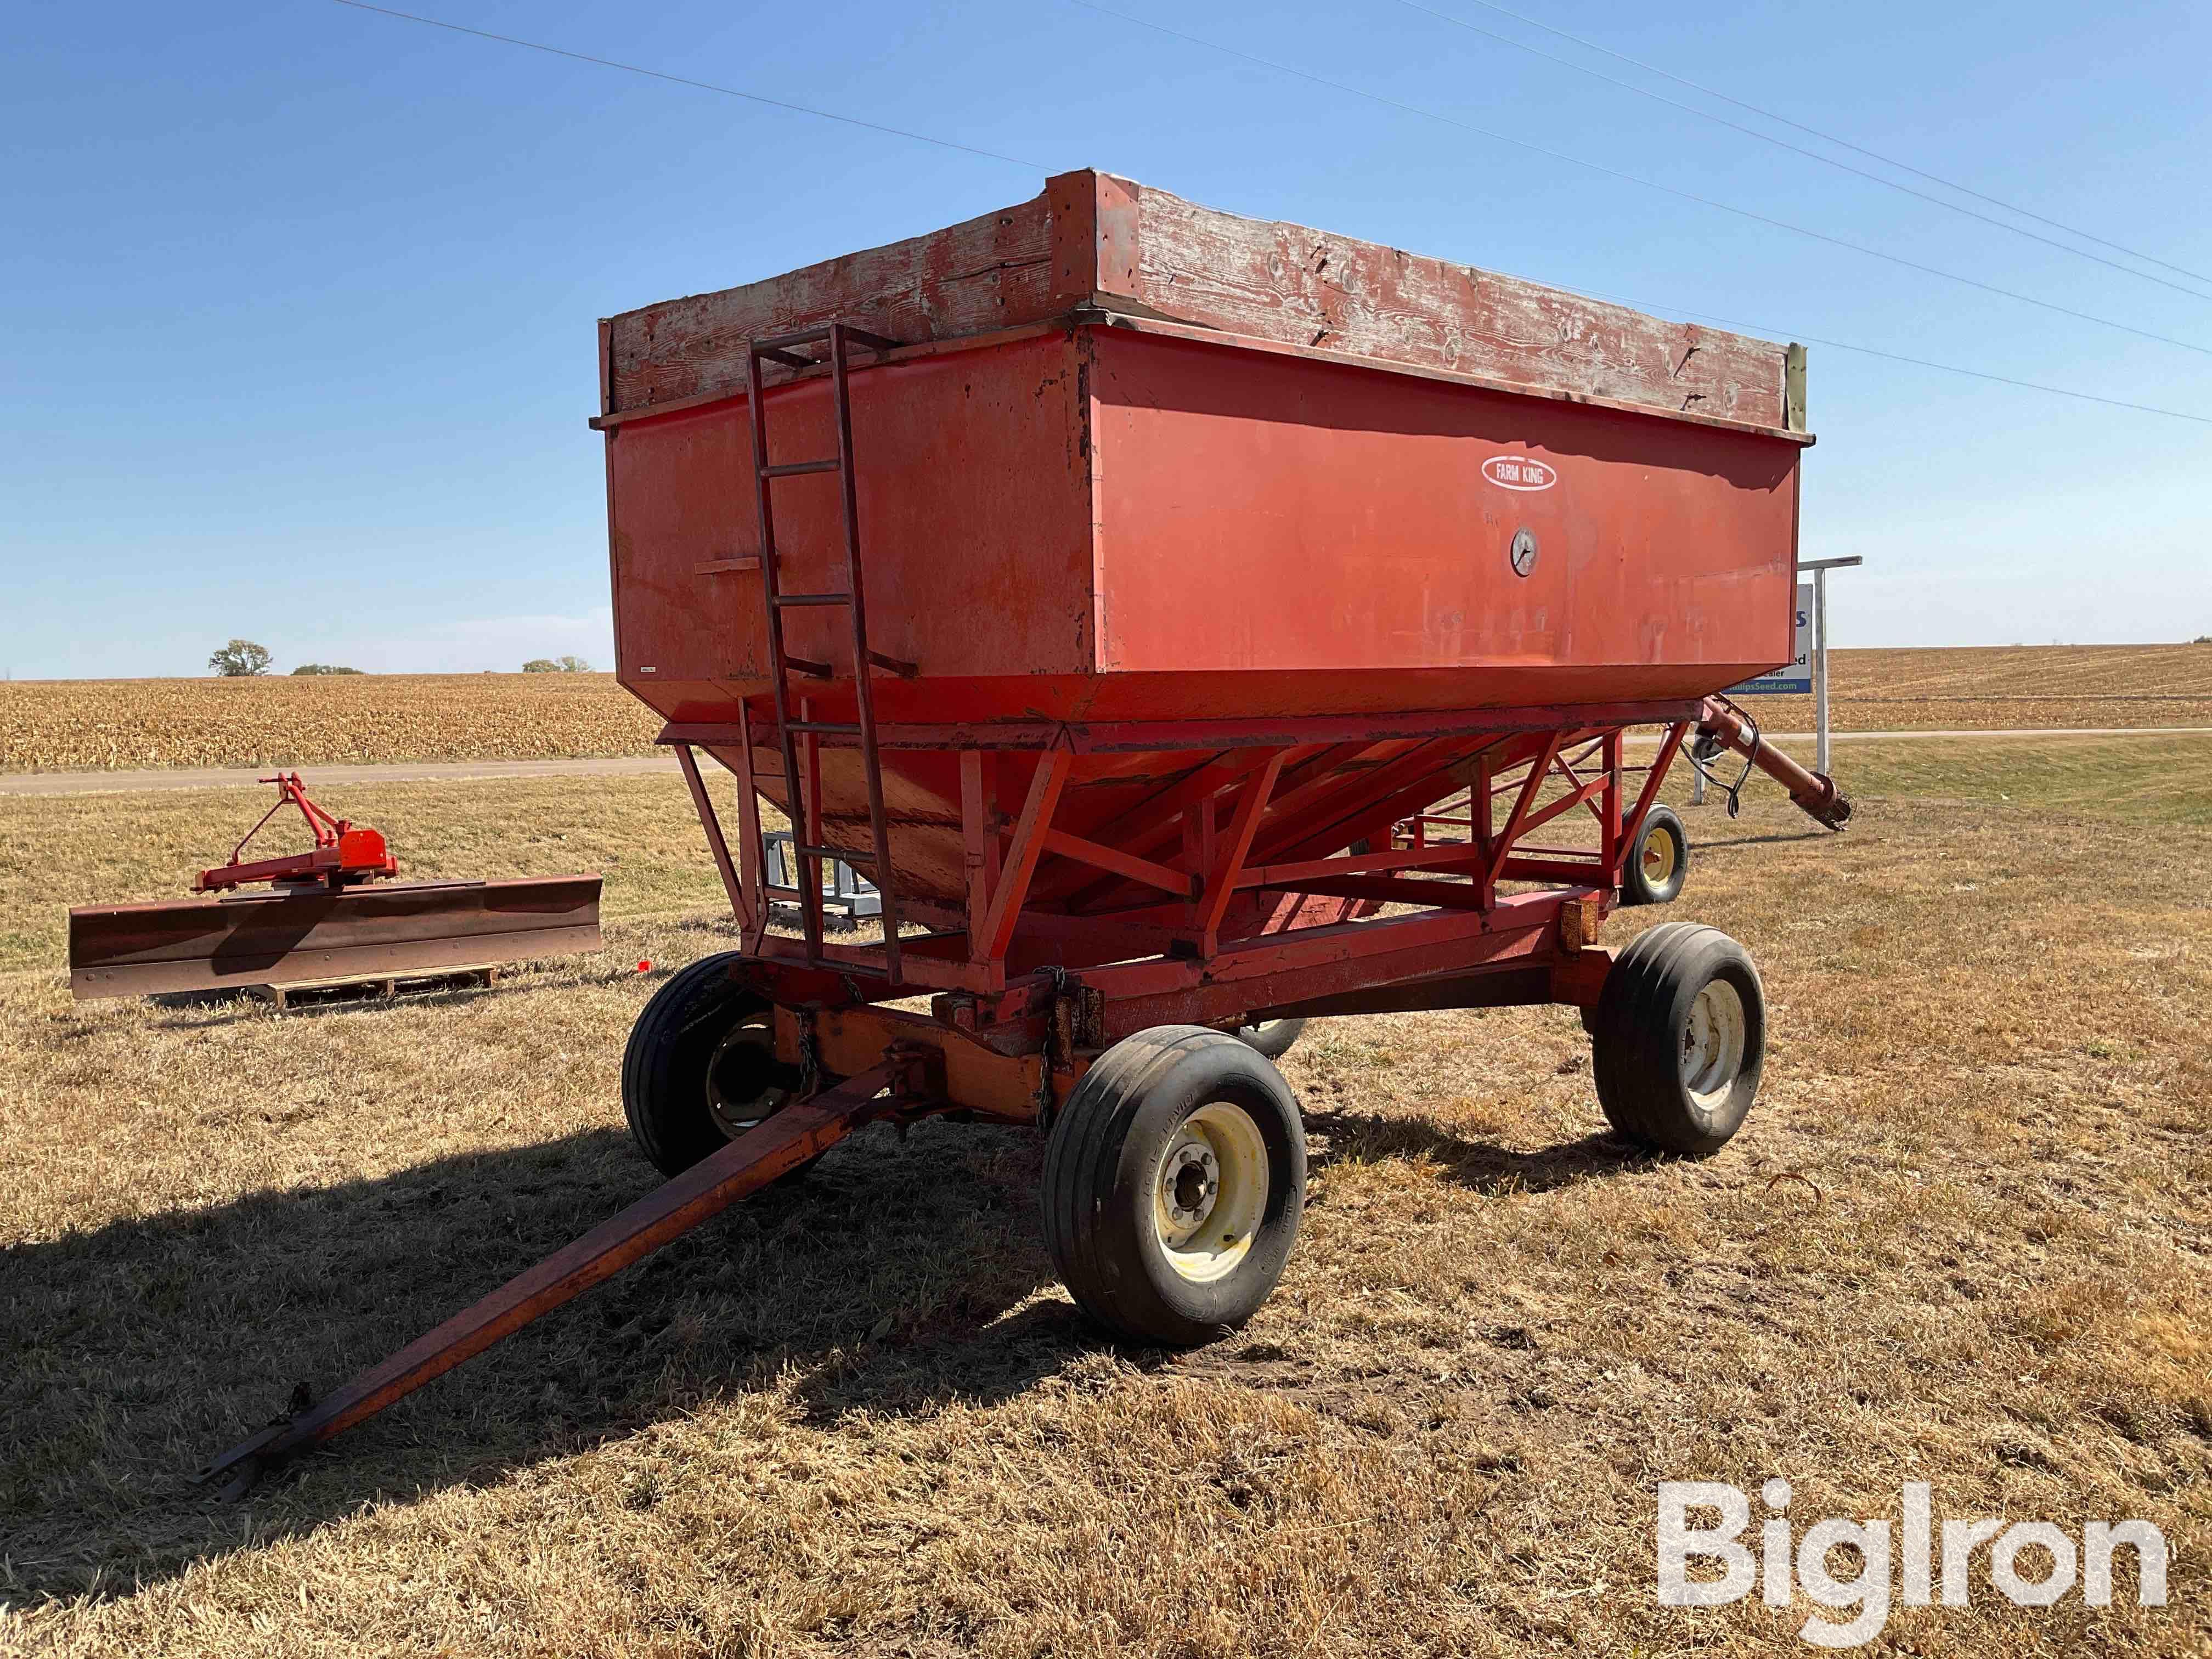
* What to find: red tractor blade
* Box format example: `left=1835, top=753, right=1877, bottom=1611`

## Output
left=67, top=875, right=602, bottom=1000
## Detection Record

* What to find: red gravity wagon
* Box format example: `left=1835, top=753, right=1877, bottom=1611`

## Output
left=204, top=171, right=1849, bottom=1488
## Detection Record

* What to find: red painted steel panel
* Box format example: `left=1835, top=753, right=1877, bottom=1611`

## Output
left=607, top=323, right=1796, bottom=729
left=607, top=331, right=1093, bottom=726
left=1089, top=327, right=1795, bottom=697
left=602, top=319, right=1801, bottom=901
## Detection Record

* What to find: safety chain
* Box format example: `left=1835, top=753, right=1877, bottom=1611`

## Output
left=1688, top=696, right=1759, bottom=820
left=795, top=1007, right=823, bottom=1101
left=1034, top=967, right=1071, bottom=1135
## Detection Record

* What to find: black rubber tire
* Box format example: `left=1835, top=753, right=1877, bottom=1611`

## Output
left=1591, top=922, right=1765, bottom=1156
left=620, top=952, right=811, bottom=1180
left=1237, top=1017, right=1307, bottom=1059
left=1041, top=1026, right=1306, bottom=1346
left=1620, top=805, right=1689, bottom=906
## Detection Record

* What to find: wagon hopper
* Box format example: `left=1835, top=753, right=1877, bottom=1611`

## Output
left=204, top=171, right=1848, bottom=1488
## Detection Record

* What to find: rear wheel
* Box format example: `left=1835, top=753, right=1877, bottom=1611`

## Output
left=1041, top=1026, right=1306, bottom=1345
left=1620, top=805, right=1689, bottom=906
left=1236, top=1017, right=1306, bottom=1059
left=1591, top=922, right=1764, bottom=1155
left=621, top=953, right=813, bottom=1180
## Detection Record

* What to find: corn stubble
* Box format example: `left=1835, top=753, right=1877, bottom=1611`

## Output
left=7, top=645, right=2212, bottom=777
left=0, top=673, right=657, bottom=772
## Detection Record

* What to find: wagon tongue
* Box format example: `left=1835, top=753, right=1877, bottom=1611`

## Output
left=66, top=875, right=604, bottom=1001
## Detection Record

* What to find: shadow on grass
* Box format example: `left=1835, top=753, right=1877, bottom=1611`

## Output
left=1675, top=830, right=1832, bottom=851
left=0, top=1116, right=1071, bottom=1607
left=144, top=960, right=682, bottom=1031
left=1302, top=1108, right=1657, bottom=1195
left=4, top=1095, right=1645, bottom=1606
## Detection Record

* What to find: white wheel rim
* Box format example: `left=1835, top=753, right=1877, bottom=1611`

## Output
left=1153, top=1100, right=1269, bottom=1284
left=1679, top=978, right=1747, bottom=1108
left=1641, top=826, right=1678, bottom=884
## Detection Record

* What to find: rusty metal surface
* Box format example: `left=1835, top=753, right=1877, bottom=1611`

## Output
left=198, top=1063, right=897, bottom=1492
left=67, top=875, right=602, bottom=1001
left=1697, top=696, right=1853, bottom=829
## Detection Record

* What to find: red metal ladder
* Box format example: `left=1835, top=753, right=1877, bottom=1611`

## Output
left=744, top=321, right=910, bottom=977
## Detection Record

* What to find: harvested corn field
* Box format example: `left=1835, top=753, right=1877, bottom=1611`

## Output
left=1748, top=641, right=2212, bottom=732
left=0, top=674, right=659, bottom=774
left=5, top=645, right=2210, bottom=776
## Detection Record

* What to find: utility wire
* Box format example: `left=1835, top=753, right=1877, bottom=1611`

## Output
left=1393, top=0, right=2212, bottom=303
left=326, top=0, right=1046, bottom=171
left=1447, top=0, right=2212, bottom=291
left=325, top=0, right=2212, bottom=425
left=1565, top=285, right=2212, bottom=427
left=1069, top=0, right=2212, bottom=360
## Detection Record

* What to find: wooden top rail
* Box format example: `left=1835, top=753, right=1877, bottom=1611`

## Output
left=598, top=170, right=1802, bottom=436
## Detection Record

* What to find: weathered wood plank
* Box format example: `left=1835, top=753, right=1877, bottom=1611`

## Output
left=1111, top=178, right=1784, bottom=427
left=605, top=196, right=1057, bottom=413
left=602, top=170, right=1791, bottom=431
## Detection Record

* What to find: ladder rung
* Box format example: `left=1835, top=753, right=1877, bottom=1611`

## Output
left=784, top=656, right=833, bottom=679
left=754, top=324, right=901, bottom=355
left=761, top=458, right=841, bottom=479
left=793, top=844, right=876, bottom=863
left=754, top=346, right=816, bottom=369
left=787, top=720, right=861, bottom=735
left=774, top=592, right=853, bottom=607
left=867, top=650, right=918, bottom=678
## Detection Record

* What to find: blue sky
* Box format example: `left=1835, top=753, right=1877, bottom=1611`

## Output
left=4, top=0, right=2208, bottom=678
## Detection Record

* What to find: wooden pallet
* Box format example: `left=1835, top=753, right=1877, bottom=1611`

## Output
left=246, top=963, right=503, bottom=1011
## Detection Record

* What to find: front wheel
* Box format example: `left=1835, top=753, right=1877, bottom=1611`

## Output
left=1236, top=1017, right=1306, bottom=1059
left=1041, top=1027, right=1306, bottom=1345
left=620, top=953, right=813, bottom=1180
left=1591, top=922, right=1765, bottom=1156
left=1620, top=805, right=1689, bottom=906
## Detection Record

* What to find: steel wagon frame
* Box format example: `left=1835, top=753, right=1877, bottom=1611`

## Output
left=200, top=306, right=1845, bottom=1492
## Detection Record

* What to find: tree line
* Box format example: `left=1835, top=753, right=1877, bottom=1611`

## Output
left=207, top=640, right=594, bottom=676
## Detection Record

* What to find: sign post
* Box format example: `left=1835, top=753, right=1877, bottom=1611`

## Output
left=1803, top=556, right=1861, bottom=774
left=1719, top=556, right=1862, bottom=786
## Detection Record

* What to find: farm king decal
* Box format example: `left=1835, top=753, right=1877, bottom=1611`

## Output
left=1481, top=454, right=1558, bottom=491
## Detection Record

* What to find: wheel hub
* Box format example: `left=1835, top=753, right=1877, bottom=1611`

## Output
left=1162, top=1142, right=1220, bottom=1229
left=707, top=1017, right=796, bottom=1139
left=1679, top=978, right=1748, bottom=1107
left=1152, top=1101, right=1270, bottom=1284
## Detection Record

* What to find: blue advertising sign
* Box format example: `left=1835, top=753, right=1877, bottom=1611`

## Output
left=1730, top=583, right=1814, bottom=695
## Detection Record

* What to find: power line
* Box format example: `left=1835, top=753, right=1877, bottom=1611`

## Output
left=326, top=0, right=1045, bottom=171
left=1393, top=0, right=2212, bottom=304
left=1068, top=0, right=2212, bottom=361
left=1563, top=285, right=2212, bottom=427
left=1447, top=0, right=2212, bottom=291
left=323, top=0, right=2211, bottom=425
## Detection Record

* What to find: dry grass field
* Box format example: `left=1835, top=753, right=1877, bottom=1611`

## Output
left=3, top=739, right=2209, bottom=1655
left=5, top=644, right=2211, bottom=775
